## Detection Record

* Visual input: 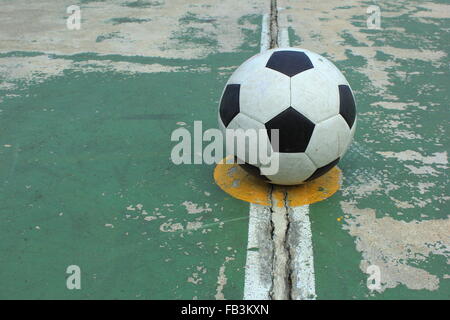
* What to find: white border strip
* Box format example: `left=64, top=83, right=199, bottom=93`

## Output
left=260, top=14, right=270, bottom=53
left=243, top=204, right=273, bottom=300
left=277, top=11, right=290, bottom=48
left=288, top=205, right=317, bottom=300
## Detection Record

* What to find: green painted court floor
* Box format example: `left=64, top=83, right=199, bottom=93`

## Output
left=0, top=0, right=449, bottom=299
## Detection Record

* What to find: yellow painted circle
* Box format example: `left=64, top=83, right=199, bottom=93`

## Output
left=213, top=157, right=341, bottom=208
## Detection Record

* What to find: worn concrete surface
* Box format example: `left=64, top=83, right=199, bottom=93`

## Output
left=0, top=0, right=448, bottom=299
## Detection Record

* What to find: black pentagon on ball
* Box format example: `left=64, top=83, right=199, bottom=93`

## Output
left=338, top=85, right=356, bottom=128
left=219, top=84, right=240, bottom=127
left=265, top=107, right=315, bottom=153
left=305, top=158, right=340, bottom=182
left=239, top=161, right=271, bottom=182
left=266, top=50, right=314, bottom=77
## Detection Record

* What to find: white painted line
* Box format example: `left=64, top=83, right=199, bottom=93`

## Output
left=288, top=205, right=317, bottom=300
left=243, top=204, right=273, bottom=300
left=260, top=14, right=270, bottom=53
left=277, top=10, right=290, bottom=48
left=244, top=14, right=273, bottom=300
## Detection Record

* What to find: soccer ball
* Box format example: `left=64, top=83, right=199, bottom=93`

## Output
left=218, top=47, right=357, bottom=185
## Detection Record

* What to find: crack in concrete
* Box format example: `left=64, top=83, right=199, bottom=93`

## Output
left=268, top=185, right=295, bottom=300
left=266, top=0, right=296, bottom=301
left=268, top=185, right=276, bottom=300
left=284, top=191, right=294, bottom=300
left=269, top=0, right=279, bottom=49
left=268, top=187, right=291, bottom=299
left=248, top=0, right=317, bottom=300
